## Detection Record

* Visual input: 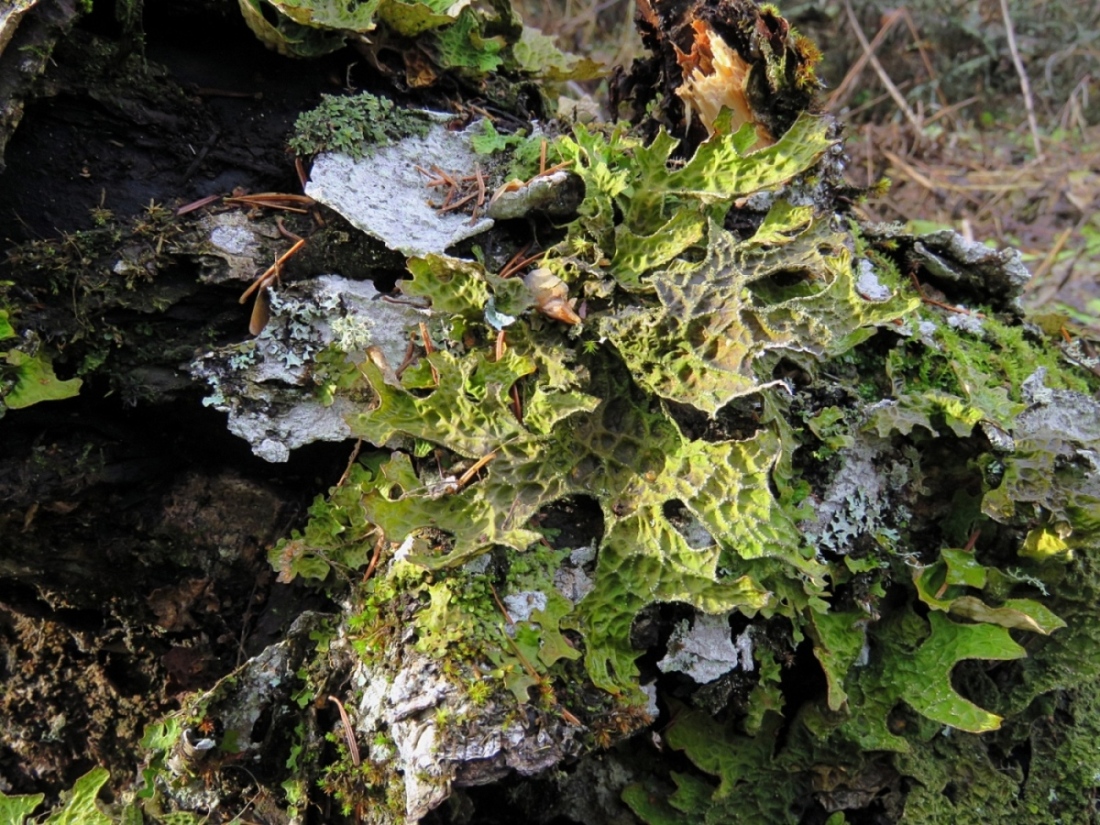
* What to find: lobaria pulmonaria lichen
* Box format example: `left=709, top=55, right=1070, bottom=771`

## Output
left=8, top=0, right=1095, bottom=822
left=199, top=0, right=1100, bottom=821
left=238, top=39, right=1100, bottom=825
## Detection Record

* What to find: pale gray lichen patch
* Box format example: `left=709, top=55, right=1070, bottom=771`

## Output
left=190, top=275, right=427, bottom=462
left=347, top=623, right=581, bottom=822
left=1062, top=338, right=1100, bottom=376
left=194, top=211, right=281, bottom=285
left=154, top=612, right=330, bottom=821
left=864, top=224, right=1031, bottom=310
left=947, top=311, right=984, bottom=335
left=913, top=232, right=1031, bottom=305
left=209, top=224, right=256, bottom=257
left=642, top=683, right=659, bottom=719
left=306, top=118, right=494, bottom=258
left=243, top=402, right=356, bottom=463
left=554, top=545, right=595, bottom=603
left=1019, top=369, right=1100, bottom=444
left=486, top=169, right=582, bottom=220
left=855, top=258, right=892, bottom=302
left=658, top=613, right=750, bottom=684
left=171, top=611, right=328, bottom=767
left=803, top=433, right=911, bottom=557
left=980, top=421, right=1016, bottom=452
left=503, top=590, right=548, bottom=623
left=673, top=512, right=717, bottom=550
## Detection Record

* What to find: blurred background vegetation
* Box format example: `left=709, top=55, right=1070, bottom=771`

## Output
left=520, top=0, right=1100, bottom=332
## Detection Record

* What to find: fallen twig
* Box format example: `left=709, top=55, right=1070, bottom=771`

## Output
left=275, top=216, right=304, bottom=242
left=394, top=339, right=418, bottom=379
left=362, top=533, right=385, bottom=584
left=176, top=194, right=221, bottom=216
left=897, top=7, right=951, bottom=119
left=336, top=439, right=364, bottom=489
left=998, top=0, right=1044, bottom=160
left=908, top=269, right=985, bottom=318
left=420, top=322, right=439, bottom=385
left=471, top=165, right=486, bottom=224
left=239, top=238, right=307, bottom=335
left=498, top=243, right=532, bottom=278
left=841, top=0, right=922, bottom=131
left=327, top=696, right=361, bottom=767
left=499, top=250, right=545, bottom=279
left=239, top=238, right=307, bottom=304
left=455, top=451, right=496, bottom=490
left=489, top=583, right=515, bottom=626
left=226, top=193, right=316, bottom=213
left=1029, top=224, right=1074, bottom=288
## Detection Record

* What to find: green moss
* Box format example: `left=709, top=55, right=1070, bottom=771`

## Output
left=346, top=535, right=584, bottom=704
left=882, top=310, right=1094, bottom=429
left=1, top=200, right=197, bottom=407
left=289, top=93, right=432, bottom=159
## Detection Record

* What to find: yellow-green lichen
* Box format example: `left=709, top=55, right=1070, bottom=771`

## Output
left=260, top=70, right=1100, bottom=822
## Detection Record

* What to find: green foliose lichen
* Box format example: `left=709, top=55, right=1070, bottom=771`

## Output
left=2, top=348, right=82, bottom=411
left=0, top=766, right=126, bottom=824
left=240, top=0, right=598, bottom=85
left=270, top=71, right=1100, bottom=821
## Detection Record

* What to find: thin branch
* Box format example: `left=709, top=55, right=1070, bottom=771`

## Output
left=841, top=0, right=922, bottom=132
left=998, top=0, right=1044, bottom=160
left=335, top=439, right=363, bottom=489
left=455, top=451, right=496, bottom=490
left=239, top=238, right=307, bottom=303
left=827, top=7, right=903, bottom=111
left=489, top=582, right=515, bottom=626
left=361, top=533, right=385, bottom=584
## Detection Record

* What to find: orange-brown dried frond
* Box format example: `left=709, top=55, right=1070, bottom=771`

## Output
left=275, top=540, right=307, bottom=583
left=674, top=19, right=716, bottom=77
left=674, top=21, right=773, bottom=148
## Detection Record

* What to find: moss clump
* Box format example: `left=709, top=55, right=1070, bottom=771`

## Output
left=1, top=200, right=203, bottom=407
left=288, top=93, right=433, bottom=159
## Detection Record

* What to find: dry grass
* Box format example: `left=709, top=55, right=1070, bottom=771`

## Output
left=846, top=120, right=1100, bottom=330
left=820, top=0, right=1100, bottom=330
